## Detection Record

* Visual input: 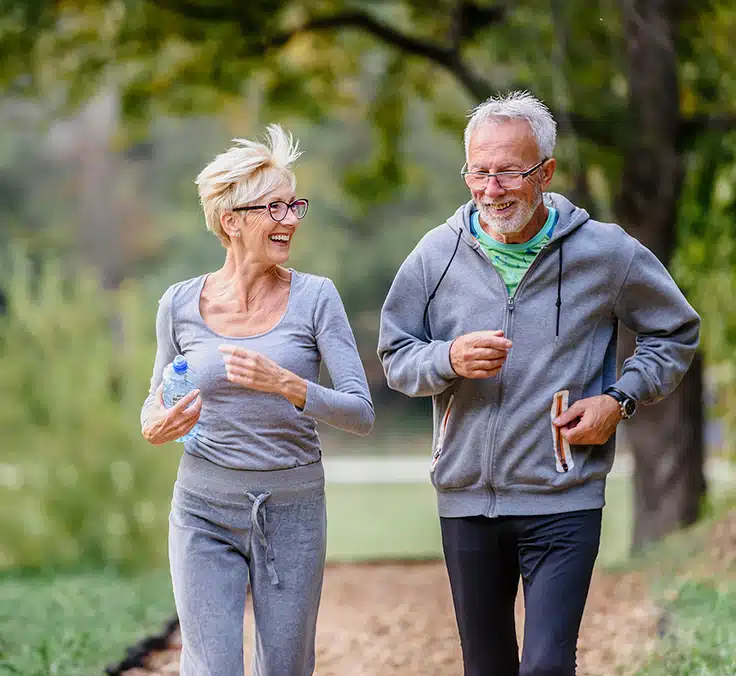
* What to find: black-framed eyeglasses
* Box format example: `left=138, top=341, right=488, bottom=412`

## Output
left=232, top=198, right=309, bottom=222
left=460, top=159, right=548, bottom=190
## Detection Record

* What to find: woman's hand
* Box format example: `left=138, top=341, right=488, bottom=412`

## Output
left=142, top=384, right=202, bottom=445
left=219, top=344, right=307, bottom=409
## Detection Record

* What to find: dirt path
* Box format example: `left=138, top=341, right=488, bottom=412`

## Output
left=118, top=562, right=660, bottom=676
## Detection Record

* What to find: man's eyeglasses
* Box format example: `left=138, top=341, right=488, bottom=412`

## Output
left=461, top=159, right=548, bottom=190
left=233, top=198, right=309, bottom=222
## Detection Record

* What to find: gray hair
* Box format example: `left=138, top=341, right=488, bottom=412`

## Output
left=195, top=124, right=302, bottom=245
left=464, top=91, right=557, bottom=160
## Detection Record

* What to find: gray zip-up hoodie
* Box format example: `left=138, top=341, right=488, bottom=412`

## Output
left=378, top=193, right=700, bottom=518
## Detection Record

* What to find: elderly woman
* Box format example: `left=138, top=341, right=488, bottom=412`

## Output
left=140, top=125, right=374, bottom=676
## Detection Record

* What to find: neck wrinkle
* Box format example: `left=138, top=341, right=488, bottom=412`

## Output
left=215, top=251, right=287, bottom=312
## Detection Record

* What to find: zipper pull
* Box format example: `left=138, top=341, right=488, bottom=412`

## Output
left=507, top=297, right=515, bottom=312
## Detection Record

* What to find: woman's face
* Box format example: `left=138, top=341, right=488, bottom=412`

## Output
left=233, top=181, right=302, bottom=266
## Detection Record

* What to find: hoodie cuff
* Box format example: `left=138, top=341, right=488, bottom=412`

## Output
left=611, top=371, right=653, bottom=405
left=435, top=340, right=458, bottom=380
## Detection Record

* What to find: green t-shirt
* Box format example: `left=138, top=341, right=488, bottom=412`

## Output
left=470, top=207, right=558, bottom=298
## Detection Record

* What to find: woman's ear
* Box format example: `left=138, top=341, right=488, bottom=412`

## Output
left=220, top=210, right=240, bottom=239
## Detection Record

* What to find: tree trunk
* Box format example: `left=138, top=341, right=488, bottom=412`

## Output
left=616, top=0, right=706, bottom=551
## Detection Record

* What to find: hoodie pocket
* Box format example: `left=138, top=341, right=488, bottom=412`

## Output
left=430, top=394, right=455, bottom=473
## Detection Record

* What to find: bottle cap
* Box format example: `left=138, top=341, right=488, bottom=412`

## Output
left=172, top=355, right=188, bottom=374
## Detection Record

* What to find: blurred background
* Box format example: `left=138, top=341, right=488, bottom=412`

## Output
left=0, top=0, right=734, bottom=674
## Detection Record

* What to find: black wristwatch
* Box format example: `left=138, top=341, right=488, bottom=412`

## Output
left=603, top=387, right=637, bottom=419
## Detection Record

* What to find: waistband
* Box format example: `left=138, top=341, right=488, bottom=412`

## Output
left=176, top=451, right=325, bottom=505
left=435, top=478, right=607, bottom=518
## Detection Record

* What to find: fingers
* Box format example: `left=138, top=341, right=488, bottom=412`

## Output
left=155, top=383, right=164, bottom=406
left=175, top=403, right=201, bottom=429
left=474, top=330, right=506, bottom=338
left=218, top=344, right=257, bottom=361
left=553, top=401, right=584, bottom=427
left=178, top=416, right=200, bottom=437
left=471, top=348, right=511, bottom=361
left=473, top=333, right=513, bottom=350
left=219, top=344, right=259, bottom=372
left=171, top=388, right=201, bottom=414
left=225, top=366, right=251, bottom=385
left=467, top=357, right=506, bottom=374
left=223, top=355, right=257, bottom=381
left=219, top=344, right=280, bottom=394
left=144, top=390, right=201, bottom=444
left=167, top=399, right=201, bottom=437
left=184, top=394, right=203, bottom=418
left=561, top=419, right=588, bottom=444
left=220, top=345, right=264, bottom=372
left=555, top=396, right=621, bottom=445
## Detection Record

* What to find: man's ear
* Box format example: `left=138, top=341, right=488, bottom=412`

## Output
left=542, top=157, right=557, bottom=188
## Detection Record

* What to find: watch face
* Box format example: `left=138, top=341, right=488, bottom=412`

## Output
left=623, top=399, right=636, bottom=417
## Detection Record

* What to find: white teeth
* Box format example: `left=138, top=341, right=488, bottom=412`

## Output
left=269, top=234, right=290, bottom=242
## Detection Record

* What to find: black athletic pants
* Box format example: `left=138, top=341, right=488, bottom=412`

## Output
left=440, top=509, right=602, bottom=676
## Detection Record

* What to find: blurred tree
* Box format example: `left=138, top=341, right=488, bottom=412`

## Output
left=1, top=0, right=734, bottom=549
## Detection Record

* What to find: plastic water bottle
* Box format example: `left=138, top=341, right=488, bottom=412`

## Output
left=162, top=355, right=200, bottom=443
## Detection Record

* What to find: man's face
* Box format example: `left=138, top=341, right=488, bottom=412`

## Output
left=466, top=119, right=552, bottom=235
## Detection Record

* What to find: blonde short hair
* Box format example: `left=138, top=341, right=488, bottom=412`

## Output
left=195, top=124, right=302, bottom=245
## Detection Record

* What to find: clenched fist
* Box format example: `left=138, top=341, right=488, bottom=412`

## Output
left=449, top=330, right=512, bottom=379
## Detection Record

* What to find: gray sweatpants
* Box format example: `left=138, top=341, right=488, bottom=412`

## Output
left=169, top=452, right=327, bottom=676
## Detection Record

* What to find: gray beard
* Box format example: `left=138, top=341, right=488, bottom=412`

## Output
left=476, top=190, right=543, bottom=235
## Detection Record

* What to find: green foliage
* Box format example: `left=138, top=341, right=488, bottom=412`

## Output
left=672, top=132, right=736, bottom=458
left=604, top=504, right=736, bottom=674
left=637, top=580, right=736, bottom=675
left=0, top=568, right=174, bottom=675
left=0, top=0, right=734, bottom=575
left=0, top=248, right=179, bottom=571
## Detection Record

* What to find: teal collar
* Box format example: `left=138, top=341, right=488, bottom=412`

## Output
left=471, top=206, right=558, bottom=252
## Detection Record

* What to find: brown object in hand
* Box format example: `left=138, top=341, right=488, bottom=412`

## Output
left=551, top=390, right=573, bottom=473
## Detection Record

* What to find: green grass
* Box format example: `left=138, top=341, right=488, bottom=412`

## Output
left=326, top=475, right=633, bottom=566
left=608, top=498, right=736, bottom=675
left=637, top=580, right=736, bottom=676
left=0, top=569, right=174, bottom=676
left=326, top=483, right=441, bottom=561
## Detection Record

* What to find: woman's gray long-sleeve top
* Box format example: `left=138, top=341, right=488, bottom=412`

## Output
left=141, top=270, right=374, bottom=470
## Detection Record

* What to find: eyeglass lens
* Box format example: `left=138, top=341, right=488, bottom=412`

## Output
left=464, top=173, right=523, bottom=190
left=268, top=200, right=308, bottom=221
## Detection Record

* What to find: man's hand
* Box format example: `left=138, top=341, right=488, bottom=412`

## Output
left=450, top=330, right=512, bottom=379
left=552, top=394, right=622, bottom=445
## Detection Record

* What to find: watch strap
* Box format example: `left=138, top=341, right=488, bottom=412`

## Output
left=603, top=387, right=636, bottom=419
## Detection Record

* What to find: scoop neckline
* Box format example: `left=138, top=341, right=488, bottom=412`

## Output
left=195, top=269, right=298, bottom=340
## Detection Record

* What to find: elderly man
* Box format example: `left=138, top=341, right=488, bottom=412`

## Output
left=378, top=91, right=699, bottom=676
